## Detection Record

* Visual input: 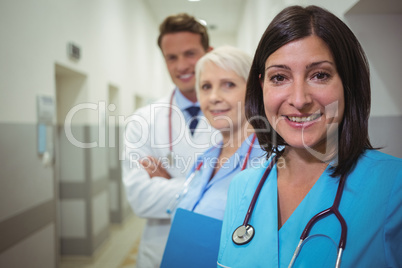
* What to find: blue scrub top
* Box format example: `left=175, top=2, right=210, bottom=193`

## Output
left=176, top=134, right=266, bottom=220
left=218, top=150, right=402, bottom=267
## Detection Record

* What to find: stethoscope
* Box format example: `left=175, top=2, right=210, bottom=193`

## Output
left=166, top=90, right=176, bottom=165
left=232, top=156, right=347, bottom=268
left=166, top=134, right=257, bottom=214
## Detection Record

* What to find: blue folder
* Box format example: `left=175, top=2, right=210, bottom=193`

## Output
left=161, top=208, right=223, bottom=268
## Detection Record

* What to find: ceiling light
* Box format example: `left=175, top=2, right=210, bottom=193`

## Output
left=188, top=0, right=201, bottom=2
left=198, top=19, right=207, bottom=26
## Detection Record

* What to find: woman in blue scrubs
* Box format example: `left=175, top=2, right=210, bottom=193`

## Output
left=172, top=46, right=265, bottom=220
left=218, top=6, right=402, bottom=267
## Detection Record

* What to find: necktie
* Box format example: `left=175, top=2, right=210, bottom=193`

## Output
left=186, top=106, right=200, bottom=135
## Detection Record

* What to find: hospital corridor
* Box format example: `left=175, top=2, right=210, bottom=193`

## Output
left=59, top=214, right=145, bottom=268
left=0, top=0, right=401, bottom=267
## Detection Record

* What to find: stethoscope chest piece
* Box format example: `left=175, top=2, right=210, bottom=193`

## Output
left=232, top=224, right=255, bottom=245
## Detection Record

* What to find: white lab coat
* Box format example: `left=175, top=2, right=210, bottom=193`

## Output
left=122, top=92, right=217, bottom=268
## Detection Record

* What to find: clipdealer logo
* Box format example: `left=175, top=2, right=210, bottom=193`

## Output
left=63, top=100, right=341, bottom=164
left=63, top=101, right=221, bottom=161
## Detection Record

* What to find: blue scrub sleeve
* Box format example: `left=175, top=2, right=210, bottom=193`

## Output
left=384, top=168, right=402, bottom=267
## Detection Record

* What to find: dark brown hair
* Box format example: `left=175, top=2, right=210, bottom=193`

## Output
left=245, top=5, right=373, bottom=177
left=157, top=13, right=209, bottom=51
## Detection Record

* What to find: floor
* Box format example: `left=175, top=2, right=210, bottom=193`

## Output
left=59, top=214, right=146, bottom=268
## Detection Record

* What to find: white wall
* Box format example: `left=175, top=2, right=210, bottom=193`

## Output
left=236, top=0, right=360, bottom=55
left=345, top=14, right=402, bottom=116
left=0, top=0, right=170, bottom=125
left=209, top=31, right=237, bottom=49
left=0, top=0, right=55, bottom=124
left=0, top=0, right=170, bottom=266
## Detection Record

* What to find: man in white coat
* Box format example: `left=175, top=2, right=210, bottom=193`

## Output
left=122, top=13, right=218, bottom=268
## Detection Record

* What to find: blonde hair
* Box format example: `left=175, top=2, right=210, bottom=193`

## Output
left=195, top=46, right=252, bottom=93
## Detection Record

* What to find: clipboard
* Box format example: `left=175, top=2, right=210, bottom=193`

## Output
left=161, top=208, right=223, bottom=268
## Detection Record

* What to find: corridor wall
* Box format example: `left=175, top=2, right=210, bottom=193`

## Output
left=0, top=0, right=171, bottom=266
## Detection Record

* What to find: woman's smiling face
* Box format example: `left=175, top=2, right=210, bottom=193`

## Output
left=262, top=35, right=345, bottom=153
left=198, top=61, right=247, bottom=135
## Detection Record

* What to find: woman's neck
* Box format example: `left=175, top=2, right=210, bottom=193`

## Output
left=278, top=147, right=329, bottom=185
left=276, top=147, right=330, bottom=229
left=220, top=124, right=254, bottom=157
left=211, top=124, right=254, bottom=177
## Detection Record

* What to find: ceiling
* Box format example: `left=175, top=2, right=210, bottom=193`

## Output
left=144, top=0, right=247, bottom=34
left=144, top=0, right=402, bottom=35
left=347, top=0, right=402, bottom=14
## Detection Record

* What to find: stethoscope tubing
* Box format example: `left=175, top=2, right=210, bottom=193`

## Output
left=241, top=134, right=257, bottom=171
left=168, top=90, right=175, bottom=154
left=289, top=174, right=347, bottom=268
left=232, top=157, right=276, bottom=245
left=300, top=174, right=347, bottom=248
left=242, top=156, right=277, bottom=226
left=233, top=156, right=348, bottom=268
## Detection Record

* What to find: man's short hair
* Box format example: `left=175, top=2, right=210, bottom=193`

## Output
left=157, top=13, right=209, bottom=51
